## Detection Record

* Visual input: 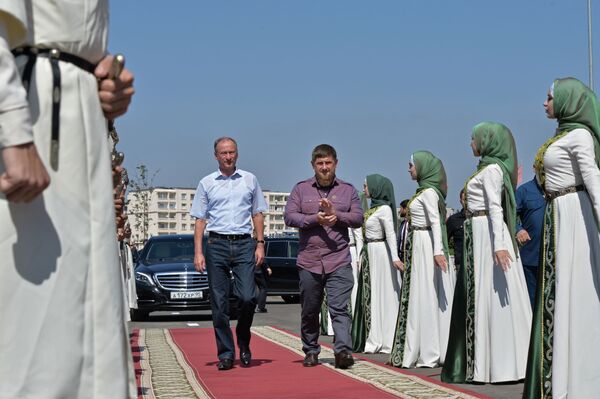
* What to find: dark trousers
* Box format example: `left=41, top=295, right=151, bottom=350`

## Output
left=205, top=237, right=257, bottom=360
left=299, top=264, right=353, bottom=355
left=523, top=264, right=538, bottom=308
left=255, top=270, right=268, bottom=311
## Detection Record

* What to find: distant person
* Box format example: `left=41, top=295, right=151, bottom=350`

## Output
left=515, top=172, right=545, bottom=306
left=446, top=190, right=467, bottom=270
left=190, top=137, right=268, bottom=371
left=284, top=144, right=363, bottom=369
left=396, top=199, right=410, bottom=261
left=255, top=263, right=272, bottom=313
left=389, top=151, right=454, bottom=368
left=352, top=174, right=402, bottom=354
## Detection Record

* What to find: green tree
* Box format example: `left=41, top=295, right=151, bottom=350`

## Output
left=127, top=164, right=159, bottom=247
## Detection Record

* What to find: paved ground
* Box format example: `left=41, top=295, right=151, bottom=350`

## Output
left=130, top=297, right=524, bottom=399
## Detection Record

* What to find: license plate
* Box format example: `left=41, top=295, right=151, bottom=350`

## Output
left=170, top=291, right=203, bottom=299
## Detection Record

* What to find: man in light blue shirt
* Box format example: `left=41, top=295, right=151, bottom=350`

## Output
left=190, top=136, right=267, bottom=371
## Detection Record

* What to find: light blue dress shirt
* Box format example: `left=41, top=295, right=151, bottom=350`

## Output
left=190, top=168, right=268, bottom=234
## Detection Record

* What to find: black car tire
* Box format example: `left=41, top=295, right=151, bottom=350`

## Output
left=281, top=295, right=300, bottom=304
left=130, top=308, right=149, bottom=321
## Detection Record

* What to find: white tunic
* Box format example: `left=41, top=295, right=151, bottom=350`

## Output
left=543, top=129, right=600, bottom=398
left=363, top=205, right=402, bottom=354
left=0, top=2, right=135, bottom=398
left=401, top=188, right=455, bottom=367
left=466, top=164, right=532, bottom=383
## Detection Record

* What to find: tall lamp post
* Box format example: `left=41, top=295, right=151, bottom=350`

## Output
left=589, top=0, right=594, bottom=90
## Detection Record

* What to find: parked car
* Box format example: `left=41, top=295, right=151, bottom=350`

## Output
left=264, top=235, right=300, bottom=303
left=132, top=234, right=236, bottom=320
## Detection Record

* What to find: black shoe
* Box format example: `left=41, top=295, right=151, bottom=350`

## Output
left=303, top=353, right=319, bottom=367
left=255, top=308, right=268, bottom=313
left=217, top=358, right=234, bottom=371
left=240, top=347, right=252, bottom=367
left=334, top=351, right=355, bottom=369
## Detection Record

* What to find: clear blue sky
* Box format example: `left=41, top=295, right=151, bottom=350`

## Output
left=109, top=1, right=598, bottom=208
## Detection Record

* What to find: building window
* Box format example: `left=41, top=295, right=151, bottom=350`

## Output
left=169, top=192, right=176, bottom=199
left=191, top=194, right=195, bottom=201
left=158, top=202, right=167, bottom=209
left=169, top=222, right=176, bottom=229
left=158, top=212, right=168, bottom=219
left=181, top=193, right=187, bottom=200
left=158, top=222, right=168, bottom=229
left=181, top=202, right=187, bottom=209
left=169, top=202, right=176, bottom=209
left=169, top=213, right=176, bottom=219
left=157, top=192, right=167, bottom=199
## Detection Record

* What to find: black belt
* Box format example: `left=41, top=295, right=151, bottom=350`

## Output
left=545, top=185, right=585, bottom=201
left=465, top=209, right=488, bottom=218
left=349, top=243, right=356, bottom=247
left=409, top=225, right=431, bottom=231
left=12, top=47, right=98, bottom=171
left=365, top=238, right=385, bottom=243
left=208, top=232, right=251, bottom=241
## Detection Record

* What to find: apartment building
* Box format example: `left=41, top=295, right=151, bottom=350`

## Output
left=127, top=187, right=295, bottom=246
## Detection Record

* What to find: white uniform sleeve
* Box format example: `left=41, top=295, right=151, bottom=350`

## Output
left=570, top=129, right=600, bottom=223
left=379, top=205, right=400, bottom=262
left=422, top=189, right=444, bottom=256
left=0, top=17, right=32, bottom=149
left=481, top=165, right=507, bottom=252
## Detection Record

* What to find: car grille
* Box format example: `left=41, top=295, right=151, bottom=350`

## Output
left=154, top=271, right=208, bottom=291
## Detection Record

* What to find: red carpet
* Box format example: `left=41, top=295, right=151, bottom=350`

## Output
left=132, top=327, right=491, bottom=399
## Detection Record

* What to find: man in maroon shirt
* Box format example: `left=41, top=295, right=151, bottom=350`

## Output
left=284, top=144, right=363, bottom=369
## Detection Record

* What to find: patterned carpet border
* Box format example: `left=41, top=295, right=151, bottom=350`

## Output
left=139, top=329, right=211, bottom=399
left=252, top=326, right=482, bottom=399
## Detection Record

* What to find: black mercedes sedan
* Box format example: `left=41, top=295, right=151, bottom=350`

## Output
left=133, top=234, right=234, bottom=320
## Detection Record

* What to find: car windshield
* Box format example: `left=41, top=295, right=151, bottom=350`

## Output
left=143, top=239, right=195, bottom=262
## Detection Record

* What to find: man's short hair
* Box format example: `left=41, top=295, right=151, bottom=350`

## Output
left=459, top=188, right=465, bottom=199
left=311, top=144, right=337, bottom=163
left=400, top=199, right=409, bottom=209
left=214, top=136, right=238, bottom=154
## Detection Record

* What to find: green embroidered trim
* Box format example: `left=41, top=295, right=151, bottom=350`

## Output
left=541, top=201, right=556, bottom=398
left=464, top=218, right=475, bottom=382
left=389, top=229, right=414, bottom=367
left=534, top=131, right=569, bottom=189
left=320, top=291, right=329, bottom=335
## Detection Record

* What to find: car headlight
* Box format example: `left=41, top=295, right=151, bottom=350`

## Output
left=135, top=271, right=155, bottom=286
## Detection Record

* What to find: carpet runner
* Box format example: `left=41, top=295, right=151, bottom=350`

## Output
left=131, top=326, right=490, bottom=399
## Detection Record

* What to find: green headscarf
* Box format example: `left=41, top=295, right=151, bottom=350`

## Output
left=553, top=77, right=600, bottom=167
left=366, top=174, right=397, bottom=231
left=471, top=122, right=518, bottom=252
left=411, top=150, right=450, bottom=258
left=358, top=191, right=369, bottom=213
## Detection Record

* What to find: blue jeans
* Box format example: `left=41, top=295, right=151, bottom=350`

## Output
left=205, top=237, right=257, bottom=360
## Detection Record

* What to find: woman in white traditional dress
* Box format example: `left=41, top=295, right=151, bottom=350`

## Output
left=352, top=174, right=402, bottom=354
left=441, top=122, right=532, bottom=384
left=389, top=150, right=455, bottom=368
left=523, top=78, right=600, bottom=399
left=0, top=2, right=136, bottom=398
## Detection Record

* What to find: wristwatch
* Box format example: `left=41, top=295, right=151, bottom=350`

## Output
left=256, top=239, right=265, bottom=244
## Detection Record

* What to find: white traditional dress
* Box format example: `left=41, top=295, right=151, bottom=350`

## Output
left=0, top=2, right=135, bottom=398
left=392, top=188, right=455, bottom=367
left=363, top=205, right=402, bottom=354
left=465, top=164, right=532, bottom=382
left=538, top=129, right=600, bottom=397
